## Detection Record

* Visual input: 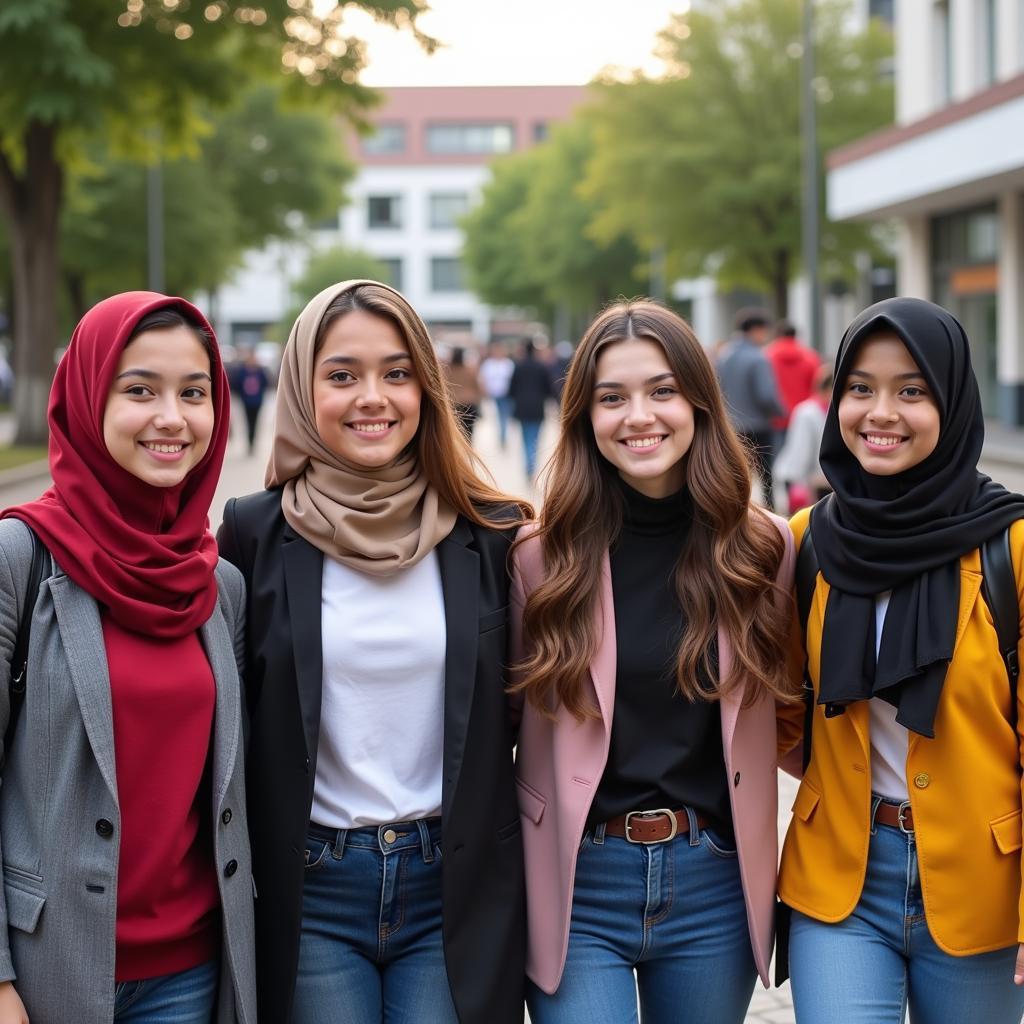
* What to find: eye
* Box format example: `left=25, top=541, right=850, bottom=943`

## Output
left=901, top=385, right=928, bottom=398
left=652, top=385, right=677, bottom=398
left=384, top=367, right=412, bottom=381
left=847, top=382, right=871, bottom=395
left=182, top=386, right=208, bottom=400
left=328, top=369, right=355, bottom=383
left=124, top=384, right=153, bottom=397
left=597, top=393, right=623, bottom=405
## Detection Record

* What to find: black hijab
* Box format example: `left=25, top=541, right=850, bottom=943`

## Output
left=810, top=297, right=1024, bottom=737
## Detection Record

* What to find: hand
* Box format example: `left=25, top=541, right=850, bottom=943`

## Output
left=0, top=982, right=28, bottom=1023
left=1015, top=943, right=1024, bottom=985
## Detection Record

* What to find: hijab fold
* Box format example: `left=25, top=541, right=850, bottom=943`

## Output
left=3, top=292, right=230, bottom=638
left=266, top=279, right=456, bottom=575
left=811, top=297, right=1024, bottom=736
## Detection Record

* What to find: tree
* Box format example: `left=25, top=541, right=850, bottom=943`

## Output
left=462, top=118, right=645, bottom=333
left=0, top=0, right=430, bottom=443
left=61, top=84, right=352, bottom=320
left=279, top=244, right=389, bottom=331
left=581, top=0, right=894, bottom=317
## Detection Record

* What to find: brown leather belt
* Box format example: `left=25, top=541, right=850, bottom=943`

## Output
left=603, top=808, right=709, bottom=844
left=874, top=800, right=914, bottom=832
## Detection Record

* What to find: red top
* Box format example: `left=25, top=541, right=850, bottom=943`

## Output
left=103, top=615, right=221, bottom=982
left=765, top=336, right=821, bottom=430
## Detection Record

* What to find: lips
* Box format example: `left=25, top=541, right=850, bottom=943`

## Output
left=861, top=432, right=907, bottom=449
left=620, top=434, right=666, bottom=450
left=348, top=420, right=395, bottom=435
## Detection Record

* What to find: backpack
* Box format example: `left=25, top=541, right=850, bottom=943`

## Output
left=794, top=522, right=1020, bottom=773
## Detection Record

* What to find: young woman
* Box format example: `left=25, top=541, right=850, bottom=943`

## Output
left=510, top=299, right=799, bottom=1023
left=216, top=279, right=532, bottom=1024
left=779, top=296, right=1024, bottom=1023
left=0, top=292, right=255, bottom=1024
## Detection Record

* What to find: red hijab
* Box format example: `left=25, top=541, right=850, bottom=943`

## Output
left=3, top=292, right=230, bottom=638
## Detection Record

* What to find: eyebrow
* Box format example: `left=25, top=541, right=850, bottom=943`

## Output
left=116, top=369, right=212, bottom=383
left=846, top=369, right=927, bottom=382
left=320, top=353, right=412, bottom=367
left=593, top=372, right=676, bottom=390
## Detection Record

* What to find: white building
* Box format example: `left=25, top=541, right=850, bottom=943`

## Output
left=212, top=85, right=585, bottom=349
left=828, top=0, right=1024, bottom=422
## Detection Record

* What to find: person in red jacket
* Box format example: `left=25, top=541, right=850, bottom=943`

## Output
left=765, top=320, right=820, bottom=435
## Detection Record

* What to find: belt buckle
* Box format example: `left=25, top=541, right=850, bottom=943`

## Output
left=897, top=801, right=913, bottom=834
left=624, top=808, right=678, bottom=845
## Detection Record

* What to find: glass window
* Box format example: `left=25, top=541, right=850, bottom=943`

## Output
left=362, top=123, right=407, bottom=155
left=430, top=257, right=465, bottom=292
left=934, top=1, right=952, bottom=105
left=377, top=258, right=402, bottom=290
left=425, top=123, right=515, bottom=155
left=533, top=121, right=549, bottom=142
left=367, top=195, right=402, bottom=229
left=429, top=192, right=470, bottom=230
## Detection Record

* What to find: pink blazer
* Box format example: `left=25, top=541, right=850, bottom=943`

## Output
left=510, top=512, right=795, bottom=994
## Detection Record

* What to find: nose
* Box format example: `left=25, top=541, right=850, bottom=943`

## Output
left=152, top=395, right=186, bottom=431
left=624, top=396, right=655, bottom=428
left=867, top=392, right=899, bottom=423
left=355, top=380, right=387, bottom=409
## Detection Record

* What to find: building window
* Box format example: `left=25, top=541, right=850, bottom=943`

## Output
left=933, top=1, right=953, bottom=104
left=533, top=121, right=549, bottom=142
left=367, top=195, right=402, bottom=229
left=868, top=0, right=894, bottom=25
left=362, top=123, right=407, bottom=155
left=976, top=0, right=997, bottom=87
left=430, top=257, right=465, bottom=292
left=429, top=192, right=470, bottom=230
left=377, top=258, right=403, bottom=290
left=425, top=123, right=514, bottom=155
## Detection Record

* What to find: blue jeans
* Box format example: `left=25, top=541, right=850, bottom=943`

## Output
left=495, top=395, right=513, bottom=447
left=520, top=419, right=543, bottom=477
left=292, top=817, right=457, bottom=1024
left=527, top=814, right=757, bottom=1024
left=790, top=796, right=1024, bottom=1023
left=113, top=959, right=217, bottom=1022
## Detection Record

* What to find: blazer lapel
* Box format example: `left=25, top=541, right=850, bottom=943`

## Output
left=589, top=553, right=617, bottom=730
left=718, top=623, right=740, bottom=757
left=49, top=575, right=119, bottom=805
left=437, top=519, right=479, bottom=820
left=282, top=527, right=325, bottom=761
left=200, top=601, right=240, bottom=811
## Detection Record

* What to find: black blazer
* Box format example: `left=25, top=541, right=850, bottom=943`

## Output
left=217, top=489, right=525, bottom=1024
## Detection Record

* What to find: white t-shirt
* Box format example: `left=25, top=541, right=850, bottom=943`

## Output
left=311, top=552, right=447, bottom=829
left=478, top=356, right=515, bottom=399
left=869, top=592, right=909, bottom=800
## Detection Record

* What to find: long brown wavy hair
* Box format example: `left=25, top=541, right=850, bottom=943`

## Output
left=317, top=284, right=533, bottom=528
left=513, top=299, right=795, bottom=718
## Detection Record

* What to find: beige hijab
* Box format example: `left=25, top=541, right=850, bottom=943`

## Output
left=266, top=279, right=457, bottom=575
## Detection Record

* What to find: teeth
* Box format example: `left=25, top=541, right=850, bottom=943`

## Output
left=625, top=437, right=662, bottom=449
left=353, top=423, right=390, bottom=433
left=865, top=435, right=902, bottom=447
left=143, top=443, right=184, bottom=453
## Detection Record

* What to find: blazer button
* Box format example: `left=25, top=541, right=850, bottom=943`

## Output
left=733, top=772, right=741, bottom=787
left=224, top=859, right=238, bottom=878
left=95, top=819, right=114, bottom=838
left=221, top=809, right=233, bottom=825
left=913, top=772, right=931, bottom=789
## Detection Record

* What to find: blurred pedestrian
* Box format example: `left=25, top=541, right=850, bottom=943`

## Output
left=765, top=319, right=820, bottom=440
left=508, top=338, right=552, bottom=478
left=548, top=340, right=574, bottom=399
left=773, top=363, right=832, bottom=513
left=512, top=299, right=798, bottom=1024
left=232, top=346, right=269, bottom=456
left=217, top=280, right=532, bottom=1024
left=443, top=347, right=483, bottom=439
left=0, top=292, right=255, bottom=1024
left=716, top=308, right=783, bottom=509
left=477, top=342, right=515, bottom=448
left=780, top=298, right=1024, bottom=1024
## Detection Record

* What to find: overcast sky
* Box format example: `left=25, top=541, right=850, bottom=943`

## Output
left=340, top=0, right=690, bottom=86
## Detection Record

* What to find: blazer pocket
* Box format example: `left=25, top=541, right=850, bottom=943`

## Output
left=478, top=606, right=509, bottom=634
left=3, top=880, right=46, bottom=934
left=792, top=780, right=821, bottom=823
left=990, top=809, right=1023, bottom=855
left=516, top=777, right=547, bottom=825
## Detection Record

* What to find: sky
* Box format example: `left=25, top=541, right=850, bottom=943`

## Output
left=340, top=0, right=691, bottom=87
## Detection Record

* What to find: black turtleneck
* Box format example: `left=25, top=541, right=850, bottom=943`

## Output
left=587, top=478, right=732, bottom=832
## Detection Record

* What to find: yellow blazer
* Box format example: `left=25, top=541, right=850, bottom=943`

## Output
left=778, top=507, right=1024, bottom=956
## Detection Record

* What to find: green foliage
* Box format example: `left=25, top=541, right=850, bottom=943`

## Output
left=462, top=118, right=645, bottom=324
left=582, top=0, right=894, bottom=309
left=279, top=244, right=389, bottom=331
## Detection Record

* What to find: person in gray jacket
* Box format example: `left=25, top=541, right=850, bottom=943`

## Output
left=0, top=292, right=255, bottom=1024
left=716, top=308, right=784, bottom=509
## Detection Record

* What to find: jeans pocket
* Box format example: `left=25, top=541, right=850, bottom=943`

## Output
left=702, top=826, right=738, bottom=858
left=304, top=836, right=331, bottom=871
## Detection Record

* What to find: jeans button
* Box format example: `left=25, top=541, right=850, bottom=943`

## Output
left=383, top=829, right=397, bottom=844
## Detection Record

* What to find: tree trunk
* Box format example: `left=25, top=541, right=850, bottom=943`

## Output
left=0, top=122, right=63, bottom=446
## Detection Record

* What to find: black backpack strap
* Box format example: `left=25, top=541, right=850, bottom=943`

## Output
left=795, top=525, right=819, bottom=774
left=980, top=525, right=1019, bottom=729
left=6, top=528, right=47, bottom=757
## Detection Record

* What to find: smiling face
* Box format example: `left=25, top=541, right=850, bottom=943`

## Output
left=590, top=337, right=695, bottom=498
left=102, top=325, right=215, bottom=488
left=837, top=332, right=941, bottom=476
left=312, top=308, right=422, bottom=468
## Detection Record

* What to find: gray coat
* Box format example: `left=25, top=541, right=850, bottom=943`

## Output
left=716, top=336, right=783, bottom=434
left=0, top=518, right=256, bottom=1024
